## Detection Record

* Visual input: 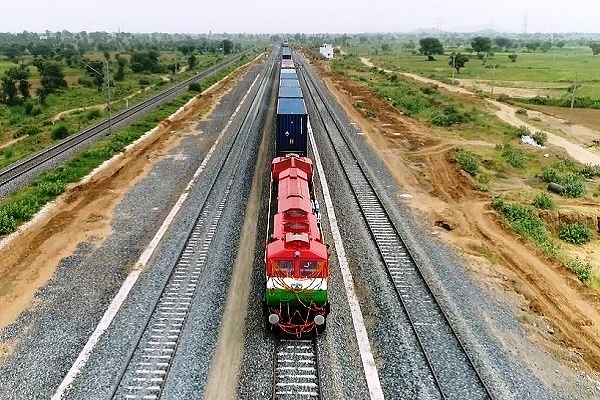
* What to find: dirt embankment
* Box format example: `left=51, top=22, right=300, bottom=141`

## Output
left=314, top=58, right=600, bottom=379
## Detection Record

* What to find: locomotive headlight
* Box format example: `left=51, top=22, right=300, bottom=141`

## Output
left=314, top=315, right=325, bottom=325
left=268, top=314, right=280, bottom=324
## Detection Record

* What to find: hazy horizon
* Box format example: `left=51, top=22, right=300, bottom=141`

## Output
left=6, top=0, right=600, bottom=35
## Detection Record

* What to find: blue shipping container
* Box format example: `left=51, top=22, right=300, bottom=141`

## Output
left=280, top=79, right=300, bottom=88
left=280, top=72, right=298, bottom=80
left=278, top=86, right=303, bottom=98
left=276, top=98, right=308, bottom=156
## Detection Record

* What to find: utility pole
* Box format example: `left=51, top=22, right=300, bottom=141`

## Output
left=490, top=64, right=496, bottom=97
left=451, top=53, right=456, bottom=83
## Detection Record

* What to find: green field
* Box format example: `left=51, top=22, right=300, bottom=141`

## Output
left=347, top=44, right=600, bottom=98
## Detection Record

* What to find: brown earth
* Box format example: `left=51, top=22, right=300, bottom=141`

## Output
left=311, top=57, right=600, bottom=388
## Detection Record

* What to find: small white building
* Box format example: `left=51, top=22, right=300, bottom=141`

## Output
left=319, top=43, right=334, bottom=59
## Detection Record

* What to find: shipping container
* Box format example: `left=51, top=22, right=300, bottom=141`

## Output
left=280, top=72, right=298, bottom=81
left=280, top=79, right=300, bottom=88
left=278, top=85, right=303, bottom=98
left=276, top=98, right=308, bottom=156
left=282, top=47, right=292, bottom=59
left=281, top=59, right=295, bottom=69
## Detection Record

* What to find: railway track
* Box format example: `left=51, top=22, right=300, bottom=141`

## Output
left=0, top=52, right=248, bottom=197
left=299, top=57, right=495, bottom=399
left=106, top=53, right=276, bottom=399
left=273, top=338, right=322, bottom=400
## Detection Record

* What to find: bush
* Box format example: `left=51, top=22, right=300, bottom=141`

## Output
left=86, top=108, right=102, bottom=120
left=513, top=125, right=531, bottom=138
left=562, top=173, right=585, bottom=197
left=188, top=82, right=202, bottom=92
left=532, top=193, right=554, bottom=209
left=491, top=196, right=550, bottom=246
left=532, top=131, right=547, bottom=146
left=454, top=148, right=479, bottom=176
left=579, top=164, right=600, bottom=179
left=538, top=166, right=560, bottom=183
left=515, top=108, right=527, bottom=115
left=567, top=258, right=593, bottom=283
left=51, top=124, right=69, bottom=140
left=559, top=222, right=593, bottom=245
left=500, top=143, right=526, bottom=168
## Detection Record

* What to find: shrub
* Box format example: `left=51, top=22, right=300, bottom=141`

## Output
left=500, top=143, right=526, bottom=168
left=86, top=108, right=102, bottom=120
left=538, top=166, right=560, bottom=183
left=579, top=164, right=600, bottom=179
left=532, top=131, right=548, bottom=146
left=515, top=108, right=527, bottom=115
left=513, top=125, right=531, bottom=138
left=474, top=174, right=490, bottom=191
left=51, top=124, right=69, bottom=140
left=454, top=148, right=479, bottom=176
left=559, top=223, right=593, bottom=245
left=491, top=196, right=550, bottom=246
left=188, top=82, right=202, bottom=92
left=532, top=193, right=554, bottom=209
left=568, top=258, right=593, bottom=283
left=562, top=173, right=585, bottom=197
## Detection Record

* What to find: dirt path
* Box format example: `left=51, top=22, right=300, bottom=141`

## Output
left=361, top=57, right=600, bottom=166
left=321, top=57, right=600, bottom=385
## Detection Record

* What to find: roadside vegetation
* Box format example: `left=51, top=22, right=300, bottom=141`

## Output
left=0, top=30, right=258, bottom=236
left=326, top=35, right=600, bottom=289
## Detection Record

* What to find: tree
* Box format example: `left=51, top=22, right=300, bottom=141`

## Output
left=0, top=65, right=31, bottom=105
left=539, top=41, right=552, bottom=53
left=449, top=53, right=469, bottom=73
left=418, top=37, right=444, bottom=61
left=114, top=56, right=127, bottom=81
left=221, top=39, right=233, bottom=55
left=588, top=41, right=600, bottom=56
left=381, top=43, right=391, bottom=52
left=471, top=36, right=492, bottom=56
left=83, top=60, right=106, bottom=91
left=401, top=40, right=416, bottom=52
left=34, top=59, right=67, bottom=102
left=524, top=41, right=541, bottom=52
left=508, top=54, right=518, bottom=62
left=494, top=37, right=513, bottom=51
left=187, top=53, right=197, bottom=70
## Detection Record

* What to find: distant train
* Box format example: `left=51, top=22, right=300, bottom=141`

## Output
left=263, top=44, right=330, bottom=336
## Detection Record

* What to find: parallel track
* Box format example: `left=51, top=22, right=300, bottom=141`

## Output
left=107, top=53, right=276, bottom=399
left=273, top=338, right=322, bottom=400
left=299, top=57, right=494, bottom=399
left=0, top=53, right=248, bottom=193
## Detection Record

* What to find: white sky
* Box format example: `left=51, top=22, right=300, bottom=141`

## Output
left=6, top=0, right=600, bottom=34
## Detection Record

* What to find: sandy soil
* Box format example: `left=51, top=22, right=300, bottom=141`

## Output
left=321, top=58, right=600, bottom=379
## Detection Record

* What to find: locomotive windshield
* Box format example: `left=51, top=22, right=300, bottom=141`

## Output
left=272, top=260, right=294, bottom=276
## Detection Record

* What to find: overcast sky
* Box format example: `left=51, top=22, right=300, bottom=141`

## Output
left=5, top=0, right=599, bottom=34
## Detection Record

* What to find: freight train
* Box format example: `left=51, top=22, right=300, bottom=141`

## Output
left=263, top=44, right=330, bottom=336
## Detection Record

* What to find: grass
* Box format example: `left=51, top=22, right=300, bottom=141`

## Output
left=349, top=44, right=600, bottom=99
left=0, top=53, right=253, bottom=237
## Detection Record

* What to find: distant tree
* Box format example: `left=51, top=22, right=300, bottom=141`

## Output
left=130, top=50, right=160, bottom=73
left=539, top=41, right=552, bottom=53
left=401, top=40, right=416, bottom=52
left=588, top=41, right=600, bottom=56
left=494, top=37, right=513, bottom=51
left=34, top=59, right=67, bottom=103
left=508, top=54, right=518, bottom=62
left=187, top=53, right=198, bottom=70
left=381, top=43, right=391, bottom=52
left=221, top=39, right=233, bottom=55
left=114, top=56, right=127, bottom=81
left=83, top=60, right=106, bottom=91
left=359, top=35, right=368, bottom=43
left=471, top=36, right=492, bottom=56
left=556, top=40, right=565, bottom=49
left=524, top=40, right=541, bottom=52
left=449, top=53, right=469, bottom=73
left=0, top=75, right=18, bottom=105
left=418, top=37, right=444, bottom=61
